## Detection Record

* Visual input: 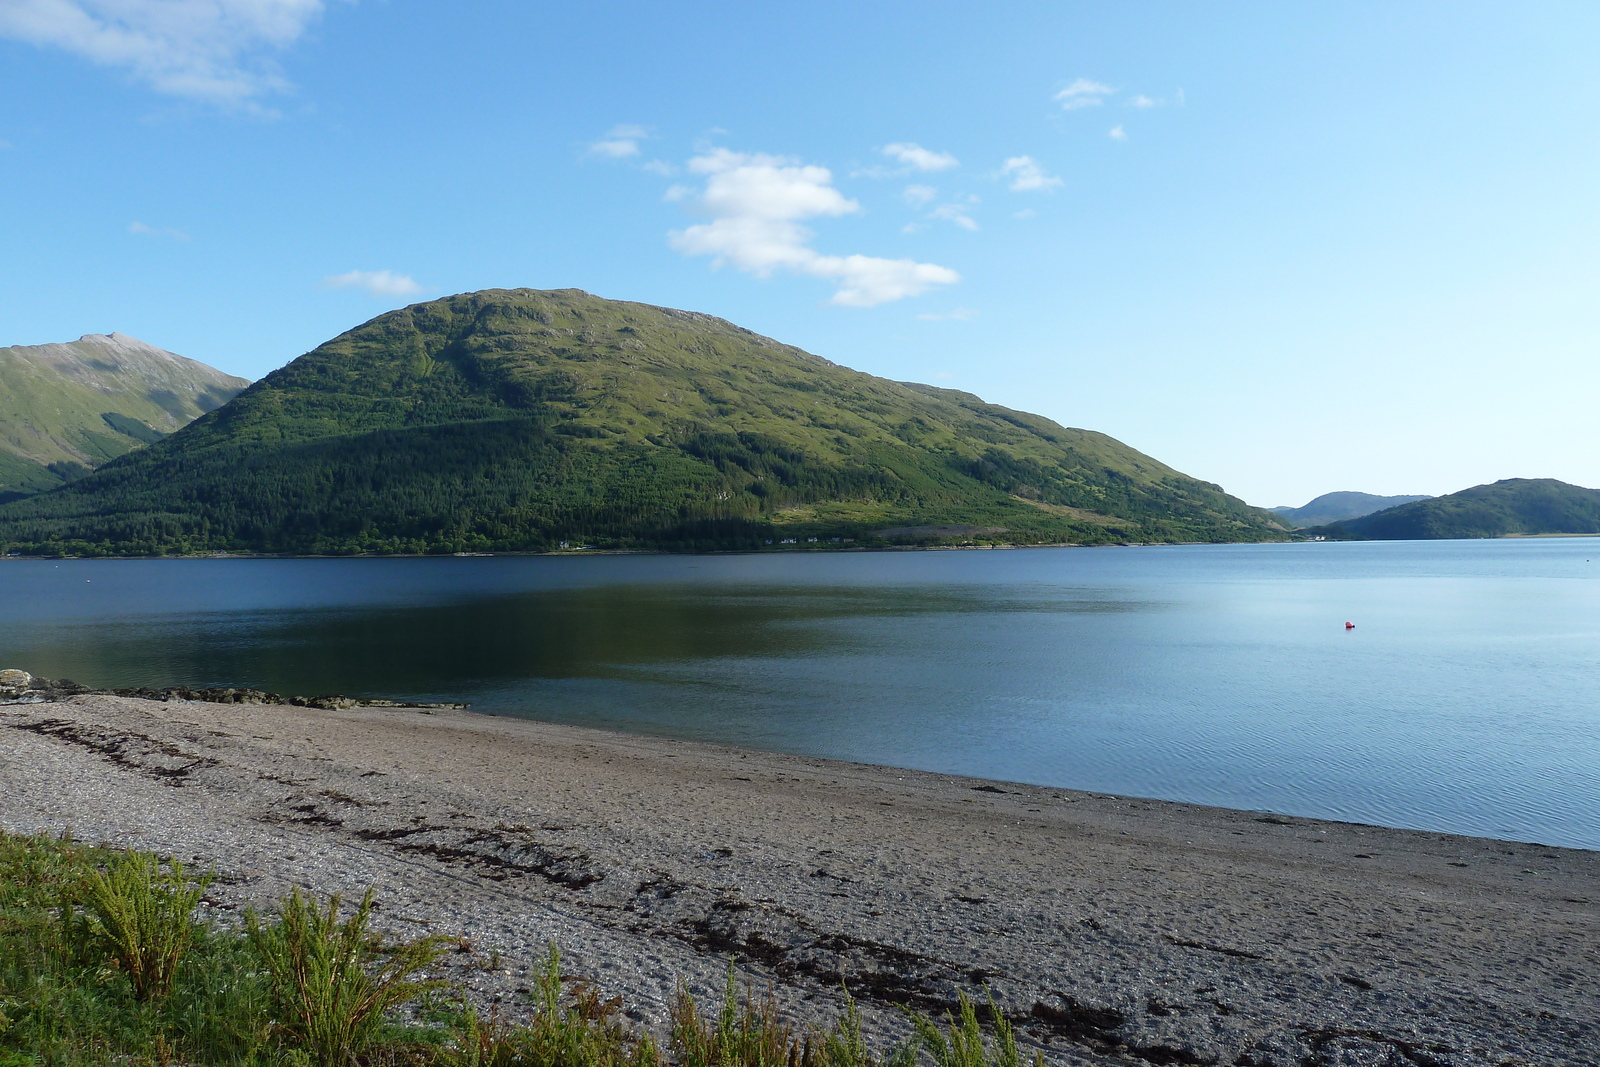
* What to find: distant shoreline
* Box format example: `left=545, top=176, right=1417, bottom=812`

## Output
left=13, top=533, right=1600, bottom=560
left=0, top=539, right=1214, bottom=561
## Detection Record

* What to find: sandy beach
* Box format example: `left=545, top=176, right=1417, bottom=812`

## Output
left=2, top=693, right=1595, bottom=1066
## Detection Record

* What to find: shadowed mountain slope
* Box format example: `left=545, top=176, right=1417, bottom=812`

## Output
left=0, top=289, right=1287, bottom=555
left=1318, top=479, right=1600, bottom=539
left=0, top=334, right=249, bottom=502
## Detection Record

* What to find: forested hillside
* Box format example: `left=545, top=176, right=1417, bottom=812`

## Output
left=0, top=289, right=1288, bottom=555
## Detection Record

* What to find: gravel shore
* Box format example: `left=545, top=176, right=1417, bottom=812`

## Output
left=2, top=693, right=1595, bottom=1066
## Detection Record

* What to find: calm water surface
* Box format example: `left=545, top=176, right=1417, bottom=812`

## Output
left=3, top=540, right=1597, bottom=849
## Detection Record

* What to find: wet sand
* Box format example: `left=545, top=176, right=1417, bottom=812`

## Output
left=2, top=694, right=1596, bottom=1066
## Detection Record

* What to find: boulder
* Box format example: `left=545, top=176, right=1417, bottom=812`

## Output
left=0, top=668, right=35, bottom=690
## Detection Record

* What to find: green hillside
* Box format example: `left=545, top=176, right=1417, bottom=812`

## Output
left=0, top=289, right=1288, bottom=556
left=0, top=333, right=249, bottom=502
left=1318, top=478, right=1600, bottom=539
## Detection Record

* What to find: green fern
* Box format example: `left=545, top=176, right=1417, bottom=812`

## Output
left=78, top=849, right=211, bottom=1001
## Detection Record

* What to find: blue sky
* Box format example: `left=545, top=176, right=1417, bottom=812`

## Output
left=1, top=2, right=1596, bottom=507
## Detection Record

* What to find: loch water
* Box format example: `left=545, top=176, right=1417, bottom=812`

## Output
left=3, top=539, right=1598, bottom=849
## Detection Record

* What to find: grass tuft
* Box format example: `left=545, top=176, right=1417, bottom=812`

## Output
left=439, top=944, right=660, bottom=1067
left=908, top=991, right=1041, bottom=1067
left=247, top=886, right=449, bottom=1066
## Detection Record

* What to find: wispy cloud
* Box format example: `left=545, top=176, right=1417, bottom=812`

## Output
left=642, top=158, right=676, bottom=176
left=918, top=308, right=978, bottom=322
left=589, top=124, right=648, bottom=158
left=928, top=199, right=979, bottom=231
left=669, top=148, right=958, bottom=307
left=1128, top=89, right=1185, bottom=109
left=1108, top=125, right=1127, bottom=142
left=999, top=156, right=1061, bottom=192
left=0, top=0, right=328, bottom=109
left=128, top=220, right=189, bottom=240
left=321, top=269, right=423, bottom=298
left=902, top=184, right=937, bottom=207
left=881, top=142, right=958, bottom=172
left=1054, top=77, right=1114, bottom=110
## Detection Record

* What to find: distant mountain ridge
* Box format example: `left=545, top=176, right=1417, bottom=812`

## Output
left=1317, top=479, right=1600, bottom=539
left=1272, top=491, right=1432, bottom=528
left=0, top=333, right=249, bottom=502
left=0, top=288, right=1288, bottom=555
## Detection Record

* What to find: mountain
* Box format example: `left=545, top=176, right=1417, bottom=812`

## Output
left=0, top=289, right=1289, bottom=556
left=0, top=333, right=249, bottom=502
left=1272, top=491, right=1432, bottom=528
left=1318, top=479, right=1600, bottom=539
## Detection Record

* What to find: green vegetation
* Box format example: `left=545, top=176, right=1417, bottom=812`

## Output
left=77, top=851, right=214, bottom=1002
left=0, top=833, right=276, bottom=1065
left=444, top=948, right=661, bottom=1067
left=0, top=289, right=1287, bottom=555
left=0, top=333, right=248, bottom=500
left=909, top=993, right=1039, bottom=1067
left=246, top=888, right=449, bottom=1066
left=1316, top=478, right=1600, bottom=539
left=0, top=831, right=1031, bottom=1067
left=670, top=967, right=909, bottom=1067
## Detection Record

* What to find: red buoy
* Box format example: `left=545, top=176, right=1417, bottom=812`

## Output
left=1344, top=621, right=1355, bottom=630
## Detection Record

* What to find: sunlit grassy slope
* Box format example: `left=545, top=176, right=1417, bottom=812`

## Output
left=0, top=289, right=1288, bottom=555
left=0, top=333, right=249, bottom=501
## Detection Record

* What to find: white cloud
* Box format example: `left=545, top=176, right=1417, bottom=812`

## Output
left=1054, top=77, right=1114, bottom=110
left=881, top=142, right=958, bottom=172
left=590, top=138, right=638, bottom=159
left=929, top=199, right=978, bottom=231
left=642, top=158, right=676, bottom=176
left=902, top=184, right=936, bottom=207
left=1129, top=90, right=1186, bottom=109
left=669, top=148, right=958, bottom=307
left=1108, top=125, right=1127, bottom=142
left=0, top=0, right=327, bottom=107
left=321, top=269, right=423, bottom=298
left=1012, top=208, right=1037, bottom=220
left=918, top=308, right=978, bottom=322
left=128, top=220, right=189, bottom=240
left=999, top=156, right=1061, bottom=192
left=589, top=123, right=648, bottom=158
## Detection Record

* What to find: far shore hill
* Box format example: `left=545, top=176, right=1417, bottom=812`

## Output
left=1270, top=491, right=1430, bottom=528
left=0, top=289, right=1289, bottom=557
left=1312, top=478, right=1600, bottom=540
